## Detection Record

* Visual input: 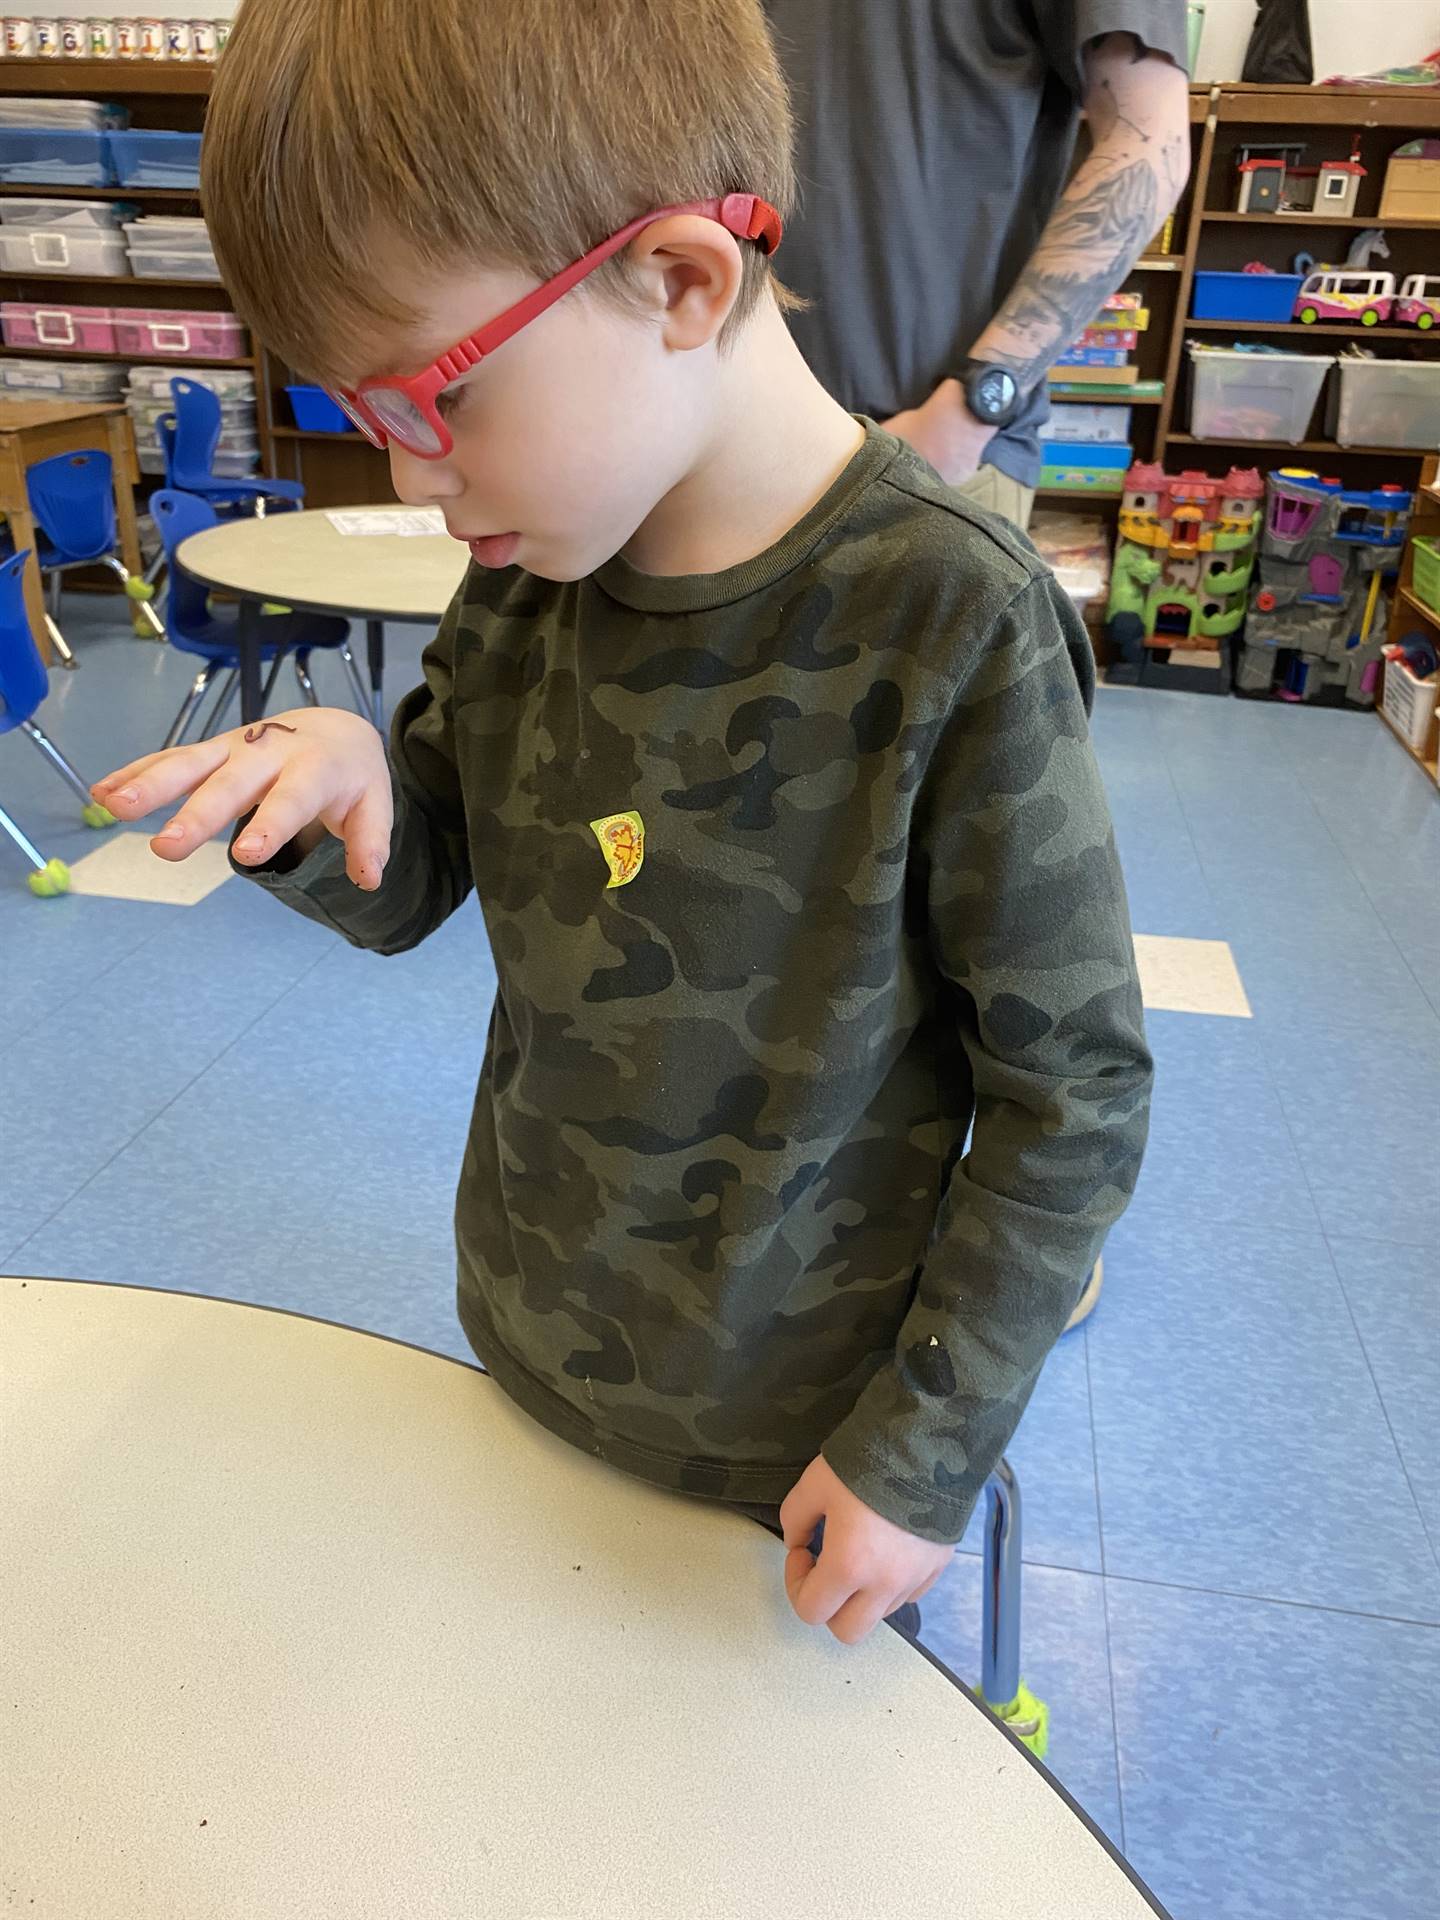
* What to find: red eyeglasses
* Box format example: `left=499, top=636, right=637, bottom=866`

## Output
left=329, top=192, right=783, bottom=460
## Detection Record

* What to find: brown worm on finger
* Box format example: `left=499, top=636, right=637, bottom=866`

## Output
left=242, top=722, right=299, bottom=744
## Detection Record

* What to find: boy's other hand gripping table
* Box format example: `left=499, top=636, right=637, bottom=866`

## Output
left=0, top=1278, right=1171, bottom=1919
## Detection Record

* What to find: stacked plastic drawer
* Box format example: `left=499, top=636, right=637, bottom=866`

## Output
left=0, top=354, right=128, bottom=405
left=124, top=217, right=221, bottom=283
left=0, top=301, right=247, bottom=360
left=126, top=365, right=260, bottom=478
left=0, top=196, right=133, bottom=278
left=0, top=98, right=128, bottom=188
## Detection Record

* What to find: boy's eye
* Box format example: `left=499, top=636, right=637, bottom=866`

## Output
left=435, top=379, right=475, bottom=423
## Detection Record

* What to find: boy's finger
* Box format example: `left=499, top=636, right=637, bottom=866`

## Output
left=92, top=748, right=172, bottom=796
left=778, top=1478, right=825, bottom=1551
left=826, top=1588, right=892, bottom=1647
left=783, top=1546, right=855, bottom=1628
left=339, top=781, right=393, bottom=891
left=229, top=768, right=334, bottom=867
left=98, top=737, right=232, bottom=817
left=907, top=1567, right=946, bottom=1606
left=146, top=757, right=284, bottom=861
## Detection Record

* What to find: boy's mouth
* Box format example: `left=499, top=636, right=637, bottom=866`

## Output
left=465, top=533, right=521, bottom=569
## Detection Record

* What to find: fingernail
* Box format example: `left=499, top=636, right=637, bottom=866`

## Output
left=233, top=835, right=261, bottom=859
left=112, top=786, right=138, bottom=806
left=156, top=822, right=185, bottom=843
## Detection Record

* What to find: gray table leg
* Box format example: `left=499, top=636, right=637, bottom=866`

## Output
left=366, top=620, right=384, bottom=730
left=239, top=599, right=263, bottom=725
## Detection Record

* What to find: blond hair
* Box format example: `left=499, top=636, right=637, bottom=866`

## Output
left=202, top=0, right=796, bottom=379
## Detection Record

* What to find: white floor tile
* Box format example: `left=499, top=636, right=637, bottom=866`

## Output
left=66, top=832, right=233, bottom=907
left=1133, top=933, right=1252, bottom=1019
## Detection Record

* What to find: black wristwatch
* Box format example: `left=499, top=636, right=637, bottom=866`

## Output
left=954, top=358, right=1022, bottom=429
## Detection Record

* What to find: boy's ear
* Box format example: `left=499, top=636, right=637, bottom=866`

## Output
left=625, top=215, right=744, bottom=351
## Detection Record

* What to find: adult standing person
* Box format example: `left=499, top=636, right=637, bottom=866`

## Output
left=765, top=3, right=1192, bottom=530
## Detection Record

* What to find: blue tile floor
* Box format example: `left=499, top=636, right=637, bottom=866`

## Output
left=4, top=600, right=1438, bottom=1919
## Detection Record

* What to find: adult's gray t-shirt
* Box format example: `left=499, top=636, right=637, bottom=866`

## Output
left=764, top=1, right=1189, bottom=488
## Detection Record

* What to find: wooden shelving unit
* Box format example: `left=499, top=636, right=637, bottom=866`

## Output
left=0, top=57, right=279, bottom=476
left=1154, top=83, right=1440, bottom=486
left=1381, top=452, right=1440, bottom=781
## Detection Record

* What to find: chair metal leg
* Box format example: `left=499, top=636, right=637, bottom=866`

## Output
left=20, top=719, right=94, bottom=806
left=200, top=667, right=240, bottom=740
left=47, top=568, right=62, bottom=622
left=980, top=1458, right=1022, bottom=1711
left=293, top=649, right=318, bottom=704
left=339, top=642, right=371, bottom=719
left=101, top=553, right=166, bottom=642
left=0, top=798, right=48, bottom=871
left=43, top=611, right=77, bottom=670
left=164, top=664, right=218, bottom=750
left=259, top=650, right=287, bottom=715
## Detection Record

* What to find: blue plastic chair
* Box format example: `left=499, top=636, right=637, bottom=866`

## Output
left=0, top=549, right=117, bottom=896
left=152, top=489, right=367, bottom=748
left=23, top=449, right=167, bottom=664
left=165, top=378, right=306, bottom=515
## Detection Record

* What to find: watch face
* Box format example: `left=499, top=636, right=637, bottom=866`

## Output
left=974, top=366, right=1018, bottom=422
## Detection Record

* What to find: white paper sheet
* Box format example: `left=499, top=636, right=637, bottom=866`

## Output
left=325, top=508, right=449, bottom=538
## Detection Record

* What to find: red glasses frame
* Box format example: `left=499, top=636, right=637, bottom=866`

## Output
left=330, top=192, right=783, bottom=460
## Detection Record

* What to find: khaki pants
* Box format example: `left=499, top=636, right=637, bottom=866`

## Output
left=955, top=463, right=1035, bottom=531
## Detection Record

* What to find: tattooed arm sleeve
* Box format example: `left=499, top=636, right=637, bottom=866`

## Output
left=967, top=33, right=1190, bottom=392
left=231, top=590, right=474, bottom=955
left=821, top=576, right=1153, bottom=1544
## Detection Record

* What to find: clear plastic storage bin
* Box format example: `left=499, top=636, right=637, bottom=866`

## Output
left=0, top=101, right=128, bottom=132
left=1187, top=345, right=1333, bottom=444
left=107, top=131, right=203, bottom=191
left=127, top=246, right=222, bottom=283
left=0, top=197, right=134, bottom=231
left=1331, top=357, right=1440, bottom=451
left=0, top=227, right=129, bottom=276
left=127, top=365, right=255, bottom=404
left=1, top=301, right=119, bottom=354
left=0, top=356, right=126, bottom=399
left=0, top=129, right=117, bottom=188
left=110, top=309, right=249, bottom=360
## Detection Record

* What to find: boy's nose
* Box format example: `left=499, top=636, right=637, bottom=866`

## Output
left=388, top=442, right=465, bottom=506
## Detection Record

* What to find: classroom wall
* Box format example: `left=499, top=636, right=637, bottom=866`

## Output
left=1193, top=0, right=1438, bottom=82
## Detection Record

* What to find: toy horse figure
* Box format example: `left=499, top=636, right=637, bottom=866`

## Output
left=1293, top=230, right=1391, bottom=277
left=1345, top=229, right=1390, bottom=271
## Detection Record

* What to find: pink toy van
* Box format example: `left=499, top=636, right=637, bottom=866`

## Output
left=1393, top=274, right=1440, bottom=330
left=1294, top=268, right=1396, bottom=327
left=1, top=302, right=118, bottom=353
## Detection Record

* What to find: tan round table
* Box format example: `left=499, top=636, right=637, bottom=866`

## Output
left=0, top=1279, right=1169, bottom=1919
left=178, top=509, right=471, bottom=728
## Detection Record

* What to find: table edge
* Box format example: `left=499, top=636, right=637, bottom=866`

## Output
left=175, top=526, right=464, bottom=626
left=0, top=1273, right=1172, bottom=1918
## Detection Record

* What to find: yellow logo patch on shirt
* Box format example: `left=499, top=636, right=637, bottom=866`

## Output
left=589, top=810, right=645, bottom=888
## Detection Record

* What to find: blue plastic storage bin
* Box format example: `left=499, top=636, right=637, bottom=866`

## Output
left=0, top=129, right=115, bottom=189
left=1036, top=437, right=1132, bottom=467
left=1191, top=271, right=1303, bottom=324
left=106, top=130, right=203, bottom=190
left=286, top=386, right=352, bottom=433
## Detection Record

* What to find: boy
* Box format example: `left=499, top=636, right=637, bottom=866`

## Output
left=95, top=0, right=1152, bottom=1646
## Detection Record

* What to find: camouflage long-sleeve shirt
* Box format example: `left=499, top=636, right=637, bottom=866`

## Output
left=242, top=425, right=1151, bottom=1544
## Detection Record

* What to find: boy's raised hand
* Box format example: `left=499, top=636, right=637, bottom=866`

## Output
left=91, top=706, right=392, bottom=891
left=780, top=1455, right=953, bottom=1644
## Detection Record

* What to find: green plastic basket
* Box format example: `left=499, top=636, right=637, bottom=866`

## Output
left=1414, top=536, right=1440, bottom=616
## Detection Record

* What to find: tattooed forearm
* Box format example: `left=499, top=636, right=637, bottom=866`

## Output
left=978, top=157, right=1159, bottom=387
left=243, top=721, right=298, bottom=743
left=967, top=42, right=1189, bottom=395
